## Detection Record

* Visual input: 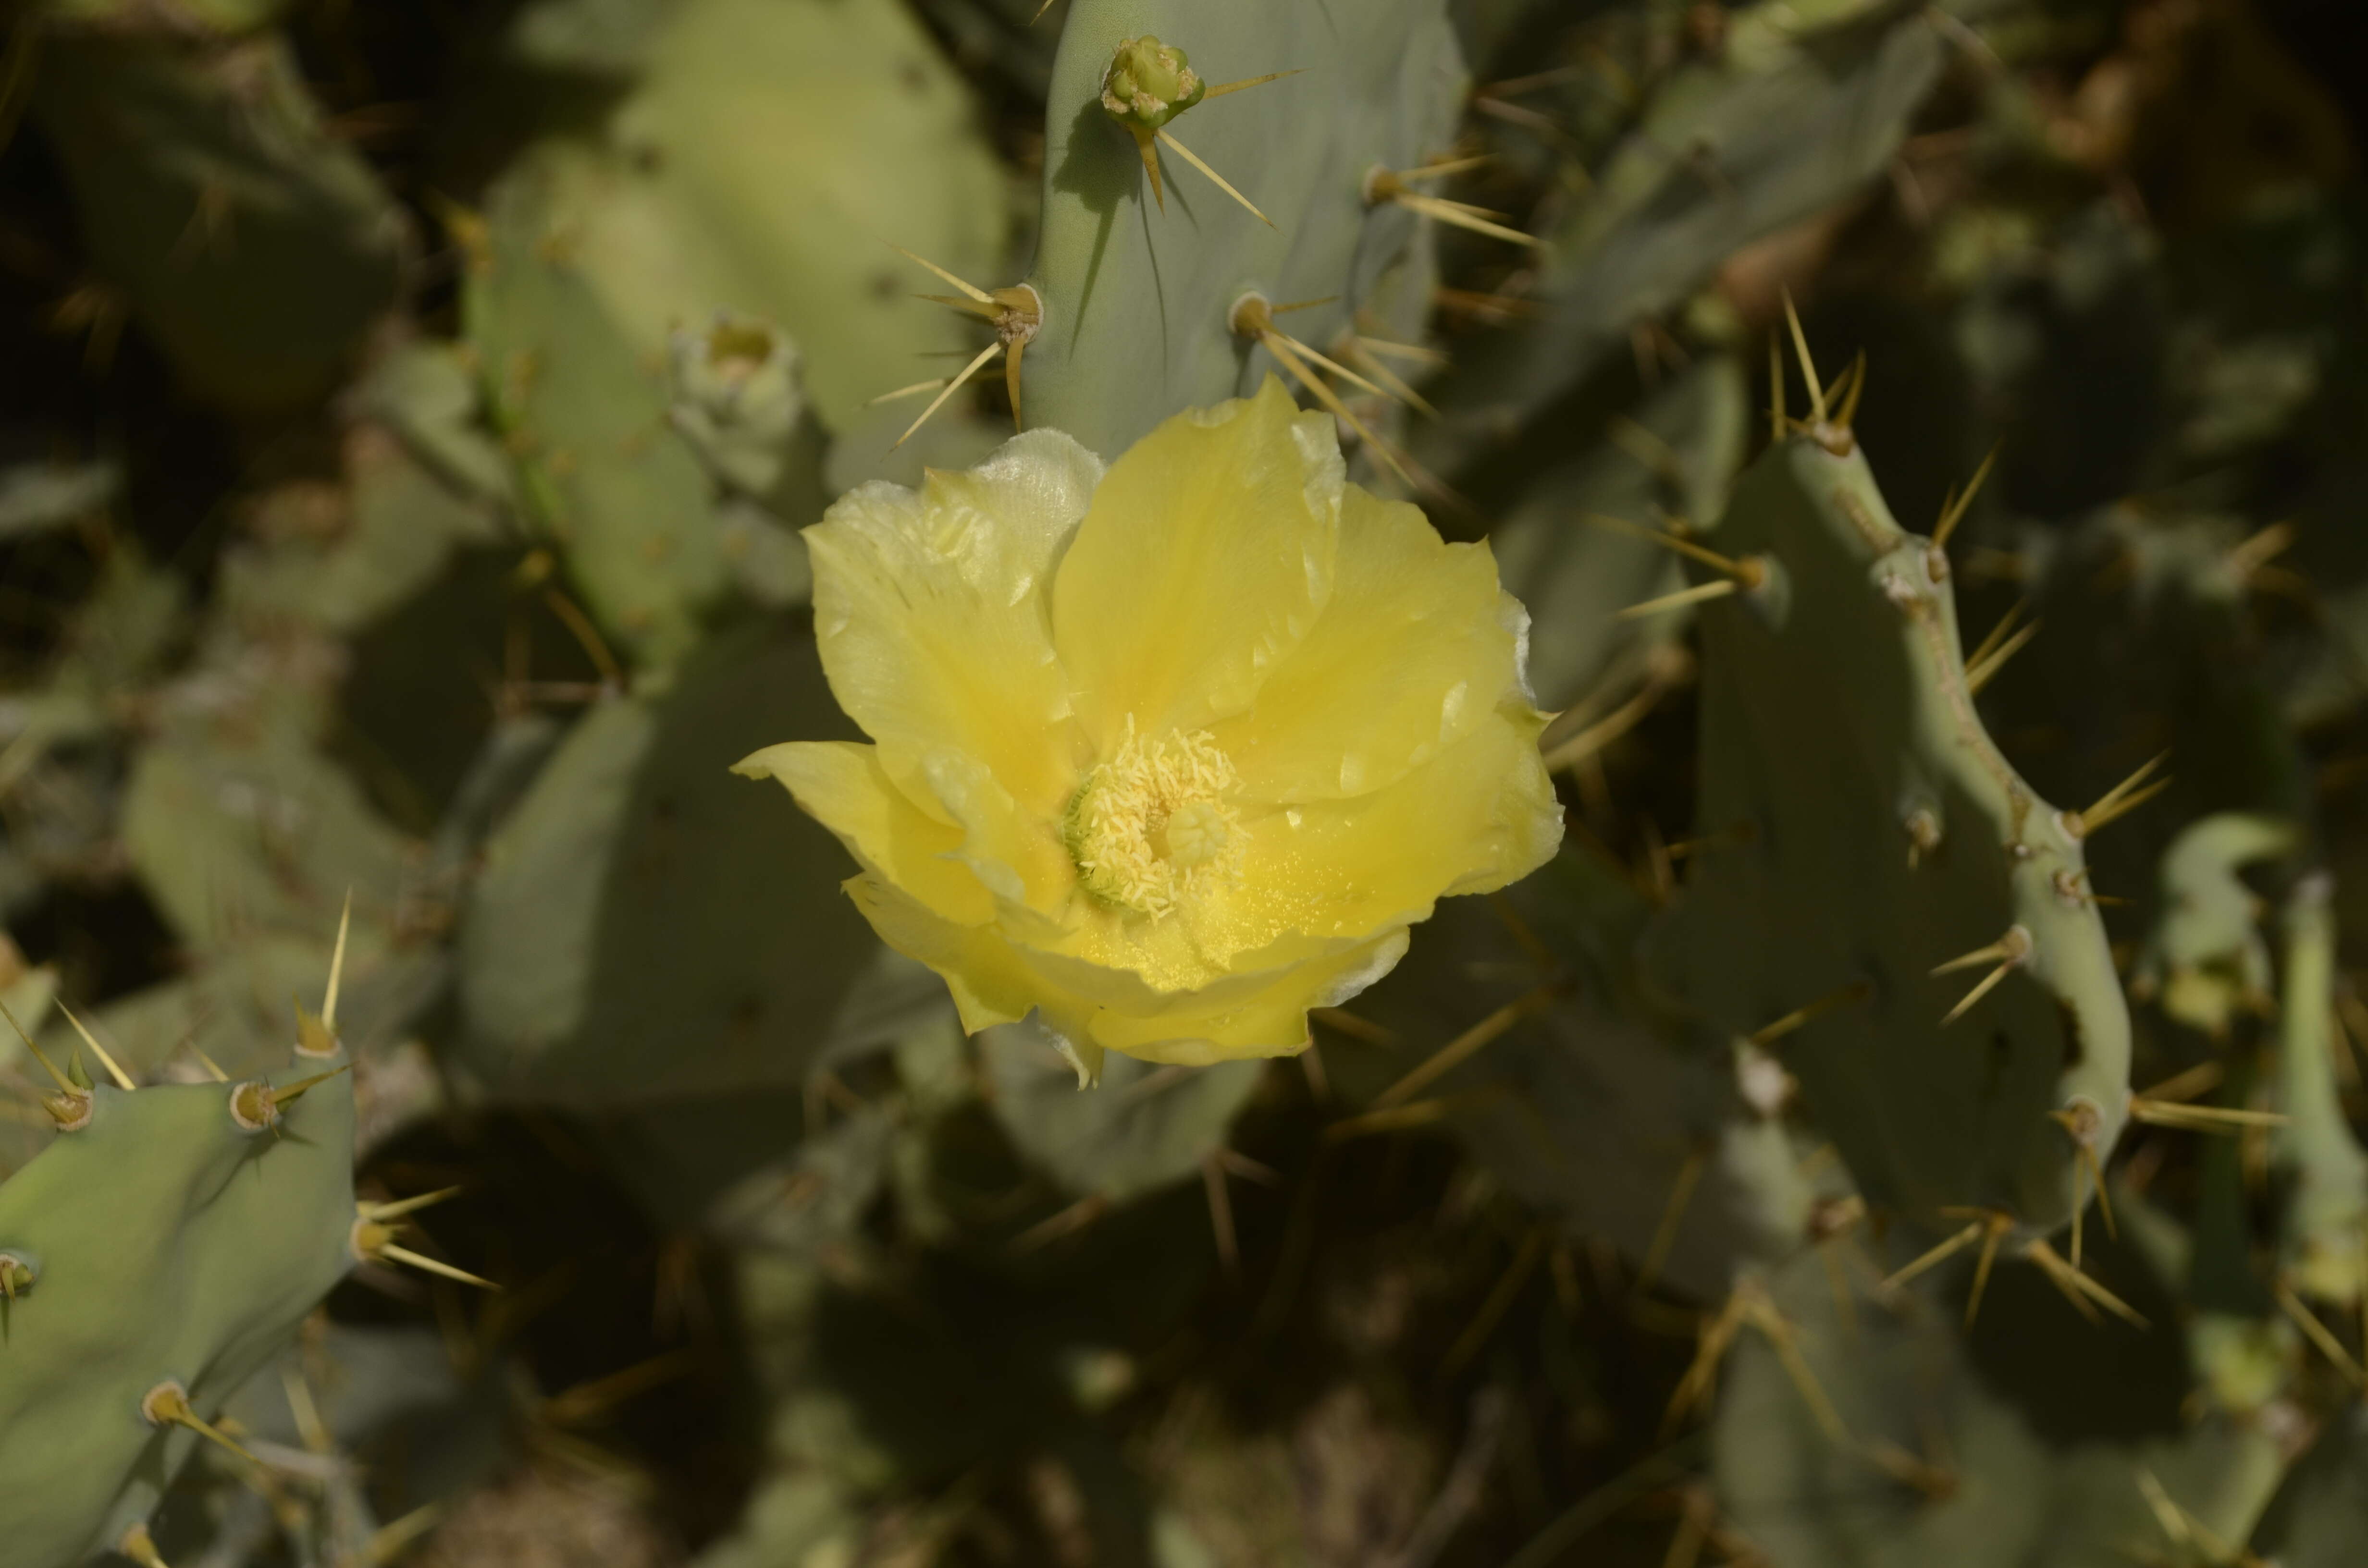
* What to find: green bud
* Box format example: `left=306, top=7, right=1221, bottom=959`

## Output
left=1099, top=36, right=1205, bottom=135
left=667, top=311, right=809, bottom=499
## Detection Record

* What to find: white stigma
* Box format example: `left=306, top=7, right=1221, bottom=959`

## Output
left=1065, top=719, right=1243, bottom=917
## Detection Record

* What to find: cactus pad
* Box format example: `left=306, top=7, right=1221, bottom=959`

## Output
left=1022, top=0, right=1466, bottom=457
left=0, top=1049, right=356, bottom=1568
left=1649, top=426, right=2133, bottom=1235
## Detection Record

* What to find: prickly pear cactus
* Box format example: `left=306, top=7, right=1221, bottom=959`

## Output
left=1715, top=1239, right=2287, bottom=1568
left=1419, top=2, right=1945, bottom=478
left=0, top=1041, right=356, bottom=1568
left=466, top=165, right=762, bottom=670
left=28, top=26, right=409, bottom=414
left=2251, top=1406, right=2368, bottom=1567
left=1020, top=0, right=1466, bottom=457
left=1650, top=419, right=2132, bottom=1235
left=1337, top=824, right=1828, bottom=1301
left=453, top=621, right=944, bottom=1109
left=2270, top=874, right=2368, bottom=1303
left=491, top=0, right=1008, bottom=435
left=13, top=0, right=2368, bottom=1563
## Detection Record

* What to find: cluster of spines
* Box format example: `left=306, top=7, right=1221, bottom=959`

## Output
left=873, top=27, right=1537, bottom=489
left=0, top=902, right=495, bottom=1568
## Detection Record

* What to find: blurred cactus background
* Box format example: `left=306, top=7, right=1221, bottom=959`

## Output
left=6, top=0, right=2368, bottom=1563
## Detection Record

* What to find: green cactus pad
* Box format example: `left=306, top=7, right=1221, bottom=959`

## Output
left=2249, top=1407, right=2368, bottom=1567
left=453, top=621, right=944, bottom=1108
left=467, top=154, right=742, bottom=670
left=0, top=1051, right=356, bottom=1568
left=1342, top=843, right=1825, bottom=1301
left=29, top=29, right=408, bottom=415
left=1418, top=5, right=1943, bottom=478
left=1716, top=1244, right=2285, bottom=1568
left=2271, top=874, right=2368, bottom=1301
left=1649, top=429, right=2132, bottom=1235
left=493, top=0, right=1006, bottom=435
left=1022, top=0, right=1465, bottom=457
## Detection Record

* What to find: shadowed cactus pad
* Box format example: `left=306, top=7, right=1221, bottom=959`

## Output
left=1649, top=422, right=2132, bottom=1235
left=455, top=621, right=942, bottom=1109
left=1715, top=1242, right=2286, bottom=1568
left=29, top=27, right=408, bottom=415
left=983, top=1021, right=1263, bottom=1202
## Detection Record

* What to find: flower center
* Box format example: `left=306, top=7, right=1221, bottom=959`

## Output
left=1064, top=721, right=1242, bottom=918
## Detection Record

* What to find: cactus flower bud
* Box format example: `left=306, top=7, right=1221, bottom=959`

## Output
left=1099, top=36, right=1205, bottom=134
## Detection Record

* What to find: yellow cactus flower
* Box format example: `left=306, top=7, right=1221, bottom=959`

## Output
left=735, top=379, right=1561, bottom=1083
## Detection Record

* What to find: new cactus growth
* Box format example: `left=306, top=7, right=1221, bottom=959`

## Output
left=1099, top=35, right=1203, bottom=134
left=1095, top=35, right=1291, bottom=224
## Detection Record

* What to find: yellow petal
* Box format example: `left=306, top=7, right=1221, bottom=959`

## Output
left=1214, top=486, right=1519, bottom=801
left=1005, top=913, right=1297, bottom=1014
left=1051, top=378, right=1342, bottom=744
left=913, top=746, right=1079, bottom=928
left=733, top=741, right=991, bottom=925
left=806, top=429, right=1101, bottom=820
left=846, top=873, right=1041, bottom=1032
left=1195, top=700, right=1563, bottom=960
left=842, top=872, right=1107, bottom=1081
left=1087, top=928, right=1411, bottom=1065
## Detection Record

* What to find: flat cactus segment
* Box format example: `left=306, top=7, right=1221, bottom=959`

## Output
left=1418, top=7, right=1942, bottom=477
left=0, top=1054, right=356, bottom=1568
left=468, top=153, right=740, bottom=670
left=121, top=724, right=413, bottom=957
left=1716, top=1245, right=2286, bottom=1568
left=453, top=622, right=944, bottom=1108
left=28, top=29, right=408, bottom=415
left=2271, top=874, right=2368, bottom=1302
left=1348, top=849, right=1823, bottom=1302
left=1651, top=433, right=2132, bottom=1234
left=1023, top=0, right=1465, bottom=457
left=496, top=0, right=1006, bottom=435
left=2249, top=1406, right=2368, bottom=1567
